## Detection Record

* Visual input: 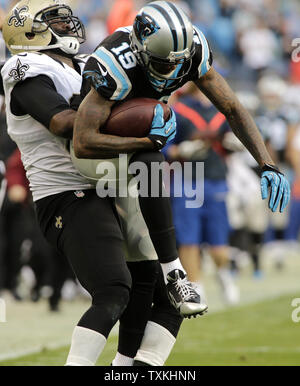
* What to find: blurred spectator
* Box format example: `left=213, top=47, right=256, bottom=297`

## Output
left=239, top=17, right=280, bottom=76
left=2, top=149, right=31, bottom=299
left=0, top=157, right=6, bottom=291
left=255, top=75, right=292, bottom=261
left=107, top=0, right=137, bottom=35
left=84, top=12, right=107, bottom=53
left=0, top=4, right=5, bottom=28
left=1, top=149, right=72, bottom=310
left=225, top=132, right=268, bottom=278
left=168, top=83, right=240, bottom=305
left=284, top=122, right=300, bottom=243
left=256, top=75, right=288, bottom=164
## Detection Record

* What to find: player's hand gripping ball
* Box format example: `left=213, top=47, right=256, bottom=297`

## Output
left=103, top=98, right=171, bottom=139
left=147, top=104, right=177, bottom=150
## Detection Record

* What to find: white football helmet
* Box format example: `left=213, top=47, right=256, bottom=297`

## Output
left=130, top=1, right=195, bottom=91
left=3, top=0, right=85, bottom=55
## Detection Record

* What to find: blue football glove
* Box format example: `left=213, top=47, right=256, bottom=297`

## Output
left=148, top=104, right=177, bottom=150
left=261, top=164, right=290, bottom=213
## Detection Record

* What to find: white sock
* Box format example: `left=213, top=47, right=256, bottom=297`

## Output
left=161, top=258, right=186, bottom=284
left=65, top=326, right=106, bottom=366
left=135, top=321, right=176, bottom=366
left=112, top=352, right=134, bottom=366
left=217, top=267, right=233, bottom=287
left=217, top=268, right=240, bottom=305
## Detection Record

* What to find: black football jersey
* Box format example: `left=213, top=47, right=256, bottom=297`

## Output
left=81, top=26, right=213, bottom=104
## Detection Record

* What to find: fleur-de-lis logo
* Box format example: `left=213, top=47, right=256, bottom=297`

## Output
left=8, top=6, right=29, bottom=28
left=55, top=216, right=63, bottom=229
left=9, top=59, right=30, bottom=81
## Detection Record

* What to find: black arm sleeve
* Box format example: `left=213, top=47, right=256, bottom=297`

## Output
left=10, top=75, right=71, bottom=129
left=0, top=64, right=4, bottom=96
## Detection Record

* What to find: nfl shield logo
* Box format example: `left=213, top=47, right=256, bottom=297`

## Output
left=74, top=190, right=85, bottom=198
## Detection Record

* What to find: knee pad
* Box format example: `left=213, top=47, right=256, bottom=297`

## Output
left=92, top=284, right=131, bottom=327
left=91, top=264, right=132, bottom=311
left=78, top=284, right=131, bottom=338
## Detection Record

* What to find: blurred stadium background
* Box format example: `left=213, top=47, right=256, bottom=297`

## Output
left=0, top=0, right=300, bottom=366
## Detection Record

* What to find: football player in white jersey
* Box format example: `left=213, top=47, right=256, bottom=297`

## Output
left=1, top=0, right=184, bottom=367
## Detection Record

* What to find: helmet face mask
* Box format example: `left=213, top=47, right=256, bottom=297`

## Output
left=142, top=48, right=195, bottom=91
left=33, top=5, right=85, bottom=43
left=130, top=1, right=195, bottom=91
left=151, top=62, right=177, bottom=76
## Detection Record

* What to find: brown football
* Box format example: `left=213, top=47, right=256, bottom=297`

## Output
left=102, top=98, right=171, bottom=137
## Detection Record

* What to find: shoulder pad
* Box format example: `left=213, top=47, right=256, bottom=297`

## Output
left=193, top=26, right=212, bottom=78
left=114, top=26, right=133, bottom=34
left=90, top=46, right=132, bottom=101
left=74, top=54, right=90, bottom=73
left=1, top=53, right=58, bottom=85
left=75, top=54, right=91, bottom=62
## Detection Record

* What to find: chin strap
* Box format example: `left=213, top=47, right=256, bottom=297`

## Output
left=51, top=31, right=80, bottom=55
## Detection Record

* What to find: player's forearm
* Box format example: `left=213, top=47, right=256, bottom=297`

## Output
left=195, top=69, right=274, bottom=167
left=75, top=131, right=154, bottom=159
left=50, top=109, right=75, bottom=139
left=223, top=104, right=274, bottom=167
left=74, top=90, right=154, bottom=159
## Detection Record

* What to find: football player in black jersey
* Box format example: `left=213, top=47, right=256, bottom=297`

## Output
left=74, top=0, right=290, bottom=321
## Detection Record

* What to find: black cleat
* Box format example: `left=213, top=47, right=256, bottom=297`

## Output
left=166, top=269, right=208, bottom=318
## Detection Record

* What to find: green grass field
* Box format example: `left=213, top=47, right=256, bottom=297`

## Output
left=1, top=252, right=299, bottom=366
left=1, top=294, right=299, bottom=366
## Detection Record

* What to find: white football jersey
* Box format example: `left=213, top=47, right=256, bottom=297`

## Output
left=1, top=52, right=93, bottom=201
